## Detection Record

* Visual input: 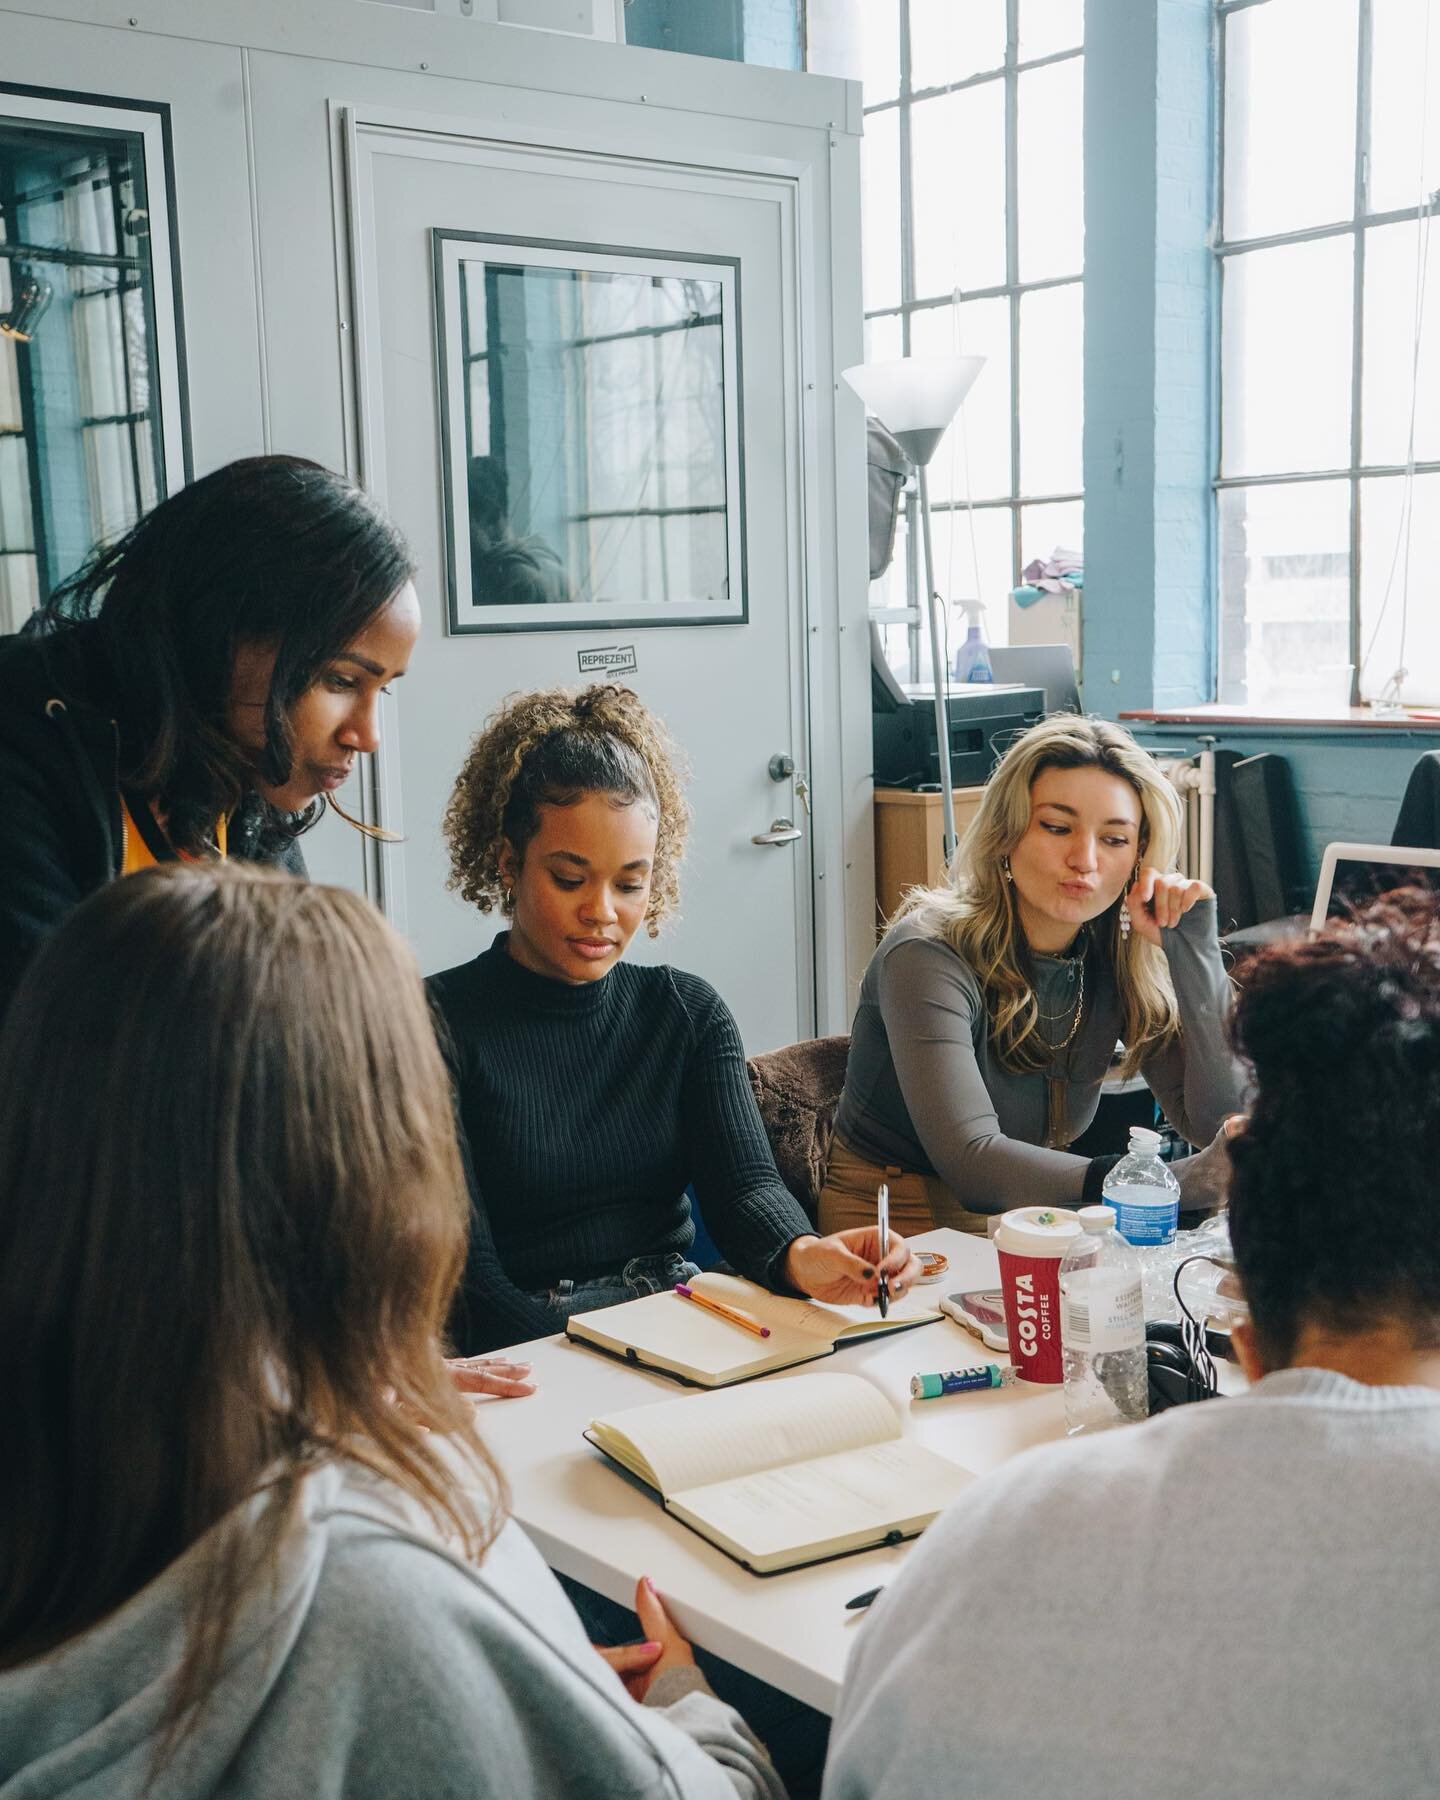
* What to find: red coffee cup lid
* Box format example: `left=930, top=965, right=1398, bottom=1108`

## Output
left=994, top=1206, right=1084, bottom=1257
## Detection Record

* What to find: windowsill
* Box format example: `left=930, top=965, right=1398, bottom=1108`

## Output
left=1120, top=705, right=1440, bottom=733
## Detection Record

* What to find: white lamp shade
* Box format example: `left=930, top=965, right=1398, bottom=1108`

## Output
left=840, top=355, right=984, bottom=434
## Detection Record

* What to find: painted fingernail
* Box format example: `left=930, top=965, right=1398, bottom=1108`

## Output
left=863, top=1267, right=875, bottom=1279
left=641, top=1640, right=662, bottom=1654
left=643, top=1575, right=658, bottom=1595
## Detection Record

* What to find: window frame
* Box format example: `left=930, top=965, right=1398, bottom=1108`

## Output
left=858, top=0, right=1084, bottom=678
left=1214, top=0, right=1440, bottom=705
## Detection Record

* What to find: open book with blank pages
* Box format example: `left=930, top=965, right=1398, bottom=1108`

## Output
left=586, top=1371, right=973, bottom=1574
left=565, top=1270, right=942, bottom=1387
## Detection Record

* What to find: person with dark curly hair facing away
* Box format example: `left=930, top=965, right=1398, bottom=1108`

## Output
left=0, top=454, right=420, bottom=1023
left=428, top=683, right=920, bottom=1358
left=0, top=863, right=785, bottom=1799
left=824, top=891, right=1440, bottom=1800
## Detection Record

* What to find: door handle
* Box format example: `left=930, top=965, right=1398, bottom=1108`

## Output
left=752, top=817, right=802, bottom=847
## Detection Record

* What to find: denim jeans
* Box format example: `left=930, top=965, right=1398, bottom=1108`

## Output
left=534, top=1251, right=700, bottom=1322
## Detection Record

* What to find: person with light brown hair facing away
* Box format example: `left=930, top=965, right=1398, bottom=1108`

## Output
left=428, top=684, right=918, bottom=1358
left=821, top=714, right=1244, bottom=1234
left=0, top=863, right=785, bottom=1799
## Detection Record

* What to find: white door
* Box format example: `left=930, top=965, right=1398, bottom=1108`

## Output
left=346, top=114, right=816, bottom=1050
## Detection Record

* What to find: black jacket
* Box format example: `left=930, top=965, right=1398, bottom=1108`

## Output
left=0, top=621, right=304, bottom=1021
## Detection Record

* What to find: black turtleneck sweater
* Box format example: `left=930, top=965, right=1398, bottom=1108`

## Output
left=427, top=935, right=814, bottom=1354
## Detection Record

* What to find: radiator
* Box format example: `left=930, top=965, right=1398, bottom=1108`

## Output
left=1153, top=750, right=1215, bottom=887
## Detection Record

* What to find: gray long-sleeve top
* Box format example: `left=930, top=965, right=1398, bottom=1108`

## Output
left=833, top=897, right=1244, bottom=1218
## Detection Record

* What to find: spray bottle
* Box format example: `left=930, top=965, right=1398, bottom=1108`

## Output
left=952, top=600, right=995, bottom=683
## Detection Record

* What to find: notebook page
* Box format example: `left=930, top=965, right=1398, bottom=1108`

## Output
left=693, top=1272, right=940, bottom=1343
left=588, top=1372, right=898, bottom=1496
left=571, top=1285, right=822, bottom=1377
left=673, top=1439, right=974, bottom=1566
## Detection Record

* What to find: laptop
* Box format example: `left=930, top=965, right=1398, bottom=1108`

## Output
left=1309, top=842, right=1440, bottom=933
left=986, top=643, right=1080, bottom=718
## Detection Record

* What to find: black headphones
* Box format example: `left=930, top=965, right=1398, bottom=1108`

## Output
left=1145, top=1320, right=1229, bottom=1411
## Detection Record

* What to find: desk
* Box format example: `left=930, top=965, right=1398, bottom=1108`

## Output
left=474, top=1228, right=1066, bottom=1715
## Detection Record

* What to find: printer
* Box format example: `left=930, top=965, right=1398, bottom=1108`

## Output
left=871, top=625, right=1043, bottom=788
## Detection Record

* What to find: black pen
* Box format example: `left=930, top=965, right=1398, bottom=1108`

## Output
left=875, top=1181, right=890, bottom=1319
left=846, top=1586, right=883, bottom=1611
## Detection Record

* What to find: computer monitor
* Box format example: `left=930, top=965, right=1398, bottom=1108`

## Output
left=1309, top=842, right=1440, bottom=934
left=986, top=643, right=1080, bottom=718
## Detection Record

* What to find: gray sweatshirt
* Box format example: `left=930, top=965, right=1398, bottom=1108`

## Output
left=824, top=1369, right=1440, bottom=1800
left=0, top=1455, right=785, bottom=1800
left=834, top=897, right=1243, bottom=1215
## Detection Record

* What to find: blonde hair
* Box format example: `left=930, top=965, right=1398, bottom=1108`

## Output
left=899, top=714, right=1185, bottom=1076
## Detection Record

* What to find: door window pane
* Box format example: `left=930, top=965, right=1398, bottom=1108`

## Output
left=909, top=296, right=1011, bottom=503
left=1018, top=57, right=1084, bottom=282
left=911, top=82, right=1007, bottom=298
left=909, top=0, right=1005, bottom=89
left=1362, top=220, right=1440, bottom=467
left=862, top=107, right=902, bottom=312
left=1359, top=473, right=1440, bottom=705
left=1368, top=0, right=1440, bottom=216
left=1019, top=282, right=1083, bottom=495
left=1220, top=237, right=1353, bottom=477
left=1020, top=0, right=1082, bottom=62
left=1217, top=481, right=1351, bottom=706
left=1223, top=0, right=1357, bottom=240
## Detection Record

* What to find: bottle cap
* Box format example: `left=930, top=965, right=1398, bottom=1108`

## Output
left=1078, top=1204, right=1115, bottom=1233
left=1128, top=1127, right=1163, bottom=1156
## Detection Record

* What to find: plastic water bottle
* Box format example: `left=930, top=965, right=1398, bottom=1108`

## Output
left=1101, top=1126, right=1182, bottom=1320
left=1060, top=1204, right=1148, bottom=1434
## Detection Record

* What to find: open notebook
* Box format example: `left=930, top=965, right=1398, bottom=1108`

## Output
left=586, top=1371, right=973, bottom=1574
left=565, top=1270, right=942, bottom=1387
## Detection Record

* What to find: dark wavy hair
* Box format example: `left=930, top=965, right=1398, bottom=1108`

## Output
left=1228, top=890, right=1440, bottom=1366
left=33, top=455, right=414, bottom=854
left=443, top=684, right=689, bottom=937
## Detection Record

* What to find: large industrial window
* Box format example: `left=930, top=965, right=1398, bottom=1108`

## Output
left=1216, top=0, right=1440, bottom=708
left=0, top=92, right=185, bottom=633
left=808, top=0, right=1084, bottom=683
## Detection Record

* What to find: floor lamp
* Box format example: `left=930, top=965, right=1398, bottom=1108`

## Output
left=842, top=354, right=985, bottom=863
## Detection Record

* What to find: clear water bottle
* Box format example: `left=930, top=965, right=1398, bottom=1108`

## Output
left=1101, top=1125, right=1182, bottom=1321
left=1060, top=1204, right=1148, bottom=1434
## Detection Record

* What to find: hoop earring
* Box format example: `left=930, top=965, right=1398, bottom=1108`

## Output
left=1002, top=854, right=1014, bottom=884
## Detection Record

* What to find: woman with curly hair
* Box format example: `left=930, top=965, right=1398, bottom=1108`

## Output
left=427, top=683, right=918, bottom=1356
left=820, top=714, right=1245, bottom=1235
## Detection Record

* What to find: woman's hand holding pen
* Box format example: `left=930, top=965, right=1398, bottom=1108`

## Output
left=782, top=1228, right=920, bottom=1307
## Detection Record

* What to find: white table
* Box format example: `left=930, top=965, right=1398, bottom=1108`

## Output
left=472, top=1228, right=1069, bottom=1715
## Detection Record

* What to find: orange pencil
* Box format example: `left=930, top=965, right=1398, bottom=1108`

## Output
left=674, top=1282, right=771, bottom=1338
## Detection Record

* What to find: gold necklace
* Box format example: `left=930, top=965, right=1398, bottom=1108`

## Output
left=1034, top=954, right=1086, bottom=1053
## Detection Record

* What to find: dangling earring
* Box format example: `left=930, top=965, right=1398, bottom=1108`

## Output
left=1002, top=855, right=1014, bottom=884
left=1118, top=859, right=1139, bottom=940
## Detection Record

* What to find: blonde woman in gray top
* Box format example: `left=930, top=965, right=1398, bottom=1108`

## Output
left=820, top=716, right=1244, bottom=1234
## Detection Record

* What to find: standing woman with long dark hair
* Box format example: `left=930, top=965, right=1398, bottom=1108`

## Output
left=0, top=453, right=420, bottom=1017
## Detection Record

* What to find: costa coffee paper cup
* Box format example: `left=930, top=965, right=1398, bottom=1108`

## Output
left=994, top=1206, right=1084, bottom=1384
